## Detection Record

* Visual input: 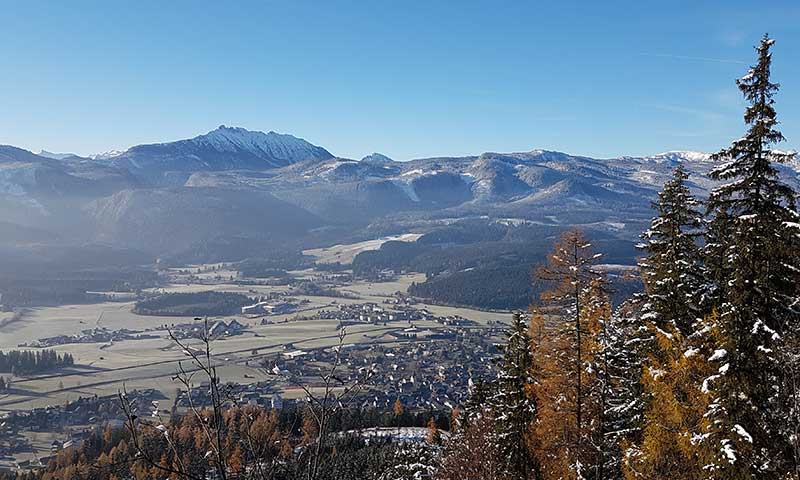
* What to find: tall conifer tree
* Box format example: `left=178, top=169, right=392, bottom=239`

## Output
left=638, top=165, right=705, bottom=337
left=531, top=229, right=605, bottom=478
left=701, top=34, right=800, bottom=478
left=628, top=166, right=709, bottom=477
left=590, top=281, right=646, bottom=480
left=491, top=311, right=538, bottom=480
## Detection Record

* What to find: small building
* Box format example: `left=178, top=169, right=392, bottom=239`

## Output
left=209, top=320, right=247, bottom=337
left=242, top=301, right=271, bottom=315
left=242, top=301, right=297, bottom=316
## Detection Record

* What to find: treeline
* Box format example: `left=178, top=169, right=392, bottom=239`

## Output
left=0, top=243, right=157, bottom=308
left=415, top=219, right=508, bottom=245
left=289, top=281, right=357, bottom=298
left=234, top=252, right=315, bottom=278
left=434, top=34, right=800, bottom=479
left=409, top=263, right=534, bottom=310
left=352, top=223, right=568, bottom=277
left=0, top=349, right=75, bottom=376
left=408, top=263, right=642, bottom=310
left=235, top=261, right=290, bottom=280
left=133, top=291, right=252, bottom=316
left=25, top=405, right=449, bottom=480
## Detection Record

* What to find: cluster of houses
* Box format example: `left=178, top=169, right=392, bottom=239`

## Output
left=313, top=302, right=475, bottom=328
left=0, top=389, right=162, bottom=434
left=0, top=389, right=162, bottom=472
left=0, top=424, right=32, bottom=472
left=170, top=319, right=248, bottom=339
left=265, top=326, right=500, bottom=411
left=1, top=321, right=501, bottom=473
left=19, top=327, right=159, bottom=348
left=17, top=318, right=255, bottom=349
left=176, top=380, right=286, bottom=410
left=315, top=302, right=399, bottom=324
left=355, top=330, right=499, bottom=410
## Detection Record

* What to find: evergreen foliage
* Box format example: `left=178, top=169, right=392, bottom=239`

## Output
left=0, top=349, right=75, bottom=376
left=437, top=413, right=508, bottom=480
left=132, top=291, right=252, bottom=316
left=590, top=280, right=645, bottom=479
left=627, top=165, right=710, bottom=478
left=490, top=311, right=538, bottom=479
left=701, top=34, right=800, bottom=478
left=637, top=165, right=705, bottom=337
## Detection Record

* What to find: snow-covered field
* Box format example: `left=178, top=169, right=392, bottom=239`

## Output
left=339, top=427, right=450, bottom=444
left=303, top=233, right=423, bottom=265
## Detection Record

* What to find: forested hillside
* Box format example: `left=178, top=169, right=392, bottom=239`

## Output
left=133, top=291, right=253, bottom=317
left=354, top=223, right=639, bottom=309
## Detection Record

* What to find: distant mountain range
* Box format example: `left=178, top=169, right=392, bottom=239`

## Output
left=1, top=126, right=798, bottom=259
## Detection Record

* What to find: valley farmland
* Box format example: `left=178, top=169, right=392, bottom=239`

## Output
left=0, top=243, right=508, bottom=415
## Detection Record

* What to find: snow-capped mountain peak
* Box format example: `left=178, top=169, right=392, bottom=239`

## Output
left=361, top=153, right=394, bottom=164
left=88, top=149, right=126, bottom=160
left=648, top=150, right=712, bottom=163
left=192, top=125, right=328, bottom=161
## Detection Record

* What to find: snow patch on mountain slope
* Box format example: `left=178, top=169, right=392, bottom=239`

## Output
left=0, top=169, right=29, bottom=196
left=339, top=427, right=450, bottom=443
left=392, top=179, right=420, bottom=202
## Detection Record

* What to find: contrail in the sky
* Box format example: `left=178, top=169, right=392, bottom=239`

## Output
left=639, top=53, right=746, bottom=65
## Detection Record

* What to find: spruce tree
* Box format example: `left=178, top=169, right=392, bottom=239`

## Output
left=590, top=281, right=646, bottom=480
left=611, top=299, right=649, bottom=477
left=582, top=276, right=616, bottom=479
left=701, top=34, right=800, bottom=478
left=461, top=377, right=492, bottom=425
left=438, top=413, right=507, bottom=480
left=638, top=165, right=705, bottom=337
left=627, top=166, right=710, bottom=478
left=490, top=311, right=538, bottom=480
left=380, top=442, right=438, bottom=480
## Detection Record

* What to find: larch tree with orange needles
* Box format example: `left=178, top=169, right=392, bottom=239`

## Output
left=530, top=229, right=606, bottom=478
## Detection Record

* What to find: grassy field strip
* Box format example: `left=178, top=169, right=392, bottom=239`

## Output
left=0, top=323, right=405, bottom=409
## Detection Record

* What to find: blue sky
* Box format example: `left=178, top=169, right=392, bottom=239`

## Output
left=1, top=1, right=798, bottom=160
